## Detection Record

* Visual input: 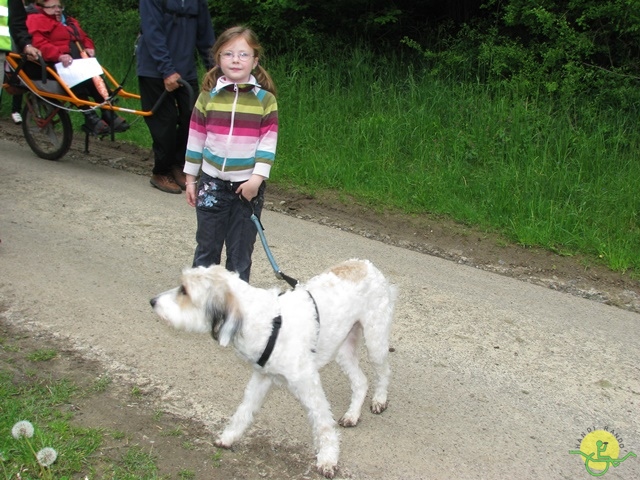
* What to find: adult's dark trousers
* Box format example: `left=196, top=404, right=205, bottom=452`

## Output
left=193, top=174, right=266, bottom=283
left=138, top=75, right=198, bottom=176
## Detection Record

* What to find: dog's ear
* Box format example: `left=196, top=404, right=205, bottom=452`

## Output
left=219, top=290, right=242, bottom=347
left=208, top=286, right=242, bottom=347
left=207, top=302, right=226, bottom=342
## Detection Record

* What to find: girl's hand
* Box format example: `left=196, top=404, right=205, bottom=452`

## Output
left=186, top=183, right=197, bottom=207
left=85, top=48, right=95, bottom=57
left=185, top=174, right=198, bottom=207
left=236, top=174, right=264, bottom=201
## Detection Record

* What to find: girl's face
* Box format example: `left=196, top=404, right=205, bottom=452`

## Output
left=218, top=37, right=258, bottom=84
left=41, top=0, right=64, bottom=21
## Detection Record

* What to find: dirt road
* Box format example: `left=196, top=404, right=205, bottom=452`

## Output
left=1, top=138, right=639, bottom=479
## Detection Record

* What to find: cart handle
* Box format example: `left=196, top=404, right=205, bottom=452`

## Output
left=149, top=78, right=194, bottom=115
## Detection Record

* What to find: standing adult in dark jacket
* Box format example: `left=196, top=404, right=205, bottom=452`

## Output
left=4, top=0, right=39, bottom=87
left=8, top=0, right=40, bottom=59
left=137, top=0, right=215, bottom=194
left=4, top=0, right=39, bottom=124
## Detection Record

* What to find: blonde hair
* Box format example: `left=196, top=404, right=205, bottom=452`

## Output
left=202, top=26, right=276, bottom=95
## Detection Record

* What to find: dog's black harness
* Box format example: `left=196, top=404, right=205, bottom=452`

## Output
left=257, top=315, right=281, bottom=367
left=256, top=290, right=320, bottom=368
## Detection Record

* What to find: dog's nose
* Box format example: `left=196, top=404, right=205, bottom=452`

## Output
left=150, top=298, right=157, bottom=308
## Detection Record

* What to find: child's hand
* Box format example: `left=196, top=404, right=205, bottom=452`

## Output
left=236, top=174, right=264, bottom=201
left=186, top=183, right=197, bottom=207
left=185, top=175, right=198, bottom=207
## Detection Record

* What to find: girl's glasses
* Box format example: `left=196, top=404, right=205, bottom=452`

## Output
left=43, top=5, right=65, bottom=10
left=220, top=51, right=254, bottom=62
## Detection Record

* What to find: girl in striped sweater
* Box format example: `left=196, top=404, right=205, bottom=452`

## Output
left=184, top=26, right=278, bottom=282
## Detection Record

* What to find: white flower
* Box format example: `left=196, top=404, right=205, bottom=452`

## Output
left=11, top=421, right=34, bottom=439
left=36, top=447, right=58, bottom=467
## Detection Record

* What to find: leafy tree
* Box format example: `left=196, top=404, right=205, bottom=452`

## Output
left=66, top=0, right=640, bottom=106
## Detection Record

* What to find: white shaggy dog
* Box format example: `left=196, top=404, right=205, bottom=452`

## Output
left=150, top=259, right=396, bottom=478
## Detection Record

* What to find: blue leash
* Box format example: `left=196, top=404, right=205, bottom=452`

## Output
left=249, top=212, right=299, bottom=288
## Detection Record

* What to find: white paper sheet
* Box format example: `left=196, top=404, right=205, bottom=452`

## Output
left=54, top=57, right=104, bottom=88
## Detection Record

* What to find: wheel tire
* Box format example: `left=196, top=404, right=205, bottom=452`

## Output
left=21, top=94, right=73, bottom=161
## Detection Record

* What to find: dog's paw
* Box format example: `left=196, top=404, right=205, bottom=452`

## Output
left=316, top=462, right=338, bottom=479
left=338, top=415, right=359, bottom=427
left=370, top=400, right=389, bottom=414
left=214, top=438, right=233, bottom=449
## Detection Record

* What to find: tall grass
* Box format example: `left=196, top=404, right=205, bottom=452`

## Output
left=269, top=45, right=640, bottom=274
left=4, top=22, right=636, bottom=275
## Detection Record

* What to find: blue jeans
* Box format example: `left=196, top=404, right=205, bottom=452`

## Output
left=192, top=174, right=265, bottom=282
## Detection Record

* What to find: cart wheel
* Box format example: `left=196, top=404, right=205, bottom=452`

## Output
left=21, top=94, right=73, bottom=161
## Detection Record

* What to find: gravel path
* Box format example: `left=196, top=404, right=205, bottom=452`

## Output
left=1, top=137, right=639, bottom=479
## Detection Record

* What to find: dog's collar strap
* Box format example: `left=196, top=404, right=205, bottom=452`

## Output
left=257, top=315, right=282, bottom=367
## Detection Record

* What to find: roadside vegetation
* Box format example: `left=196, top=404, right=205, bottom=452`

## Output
left=0, top=326, right=231, bottom=479
left=6, top=0, right=639, bottom=275
left=0, top=338, right=160, bottom=479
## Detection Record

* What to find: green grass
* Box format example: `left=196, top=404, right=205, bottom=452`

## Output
left=26, top=349, right=57, bottom=362
left=0, top=367, right=103, bottom=478
left=0, top=343, right=161, bottom=479
left=267, top=45, right=640, bottom=275
left=3, top=36, right=638, bottom=276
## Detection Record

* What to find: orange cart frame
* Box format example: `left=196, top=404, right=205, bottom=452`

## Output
left=2, top=52, right=178, bottom=160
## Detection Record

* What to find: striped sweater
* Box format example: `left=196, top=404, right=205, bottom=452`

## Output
left=184, top=75, right=278, bottom=182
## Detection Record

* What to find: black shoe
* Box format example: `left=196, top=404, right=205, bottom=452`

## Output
left=102, top=110, right=130, bottom=133
left=83, top=110, right=110, bottom=135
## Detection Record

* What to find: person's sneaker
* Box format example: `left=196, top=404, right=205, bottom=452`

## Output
left=150, top=174, right=182, bottom=194
left=11, top=112, right=22, bottom=124
left=171, top=166, right=187, bottom=190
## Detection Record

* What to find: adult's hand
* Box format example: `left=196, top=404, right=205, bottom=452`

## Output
left=24, top=44, right=41, bottom=61
left=58, top=54, right=73, bottom=67
left=164, top=73, right=182, bottom=92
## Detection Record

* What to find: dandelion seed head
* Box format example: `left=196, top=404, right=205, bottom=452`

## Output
left=11, top=420, right=34, bottom=439
left=36, top=447, right=58, bottom=467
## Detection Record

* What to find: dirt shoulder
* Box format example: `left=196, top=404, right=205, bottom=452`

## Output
left=1, top=117, right=638, bottom=314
